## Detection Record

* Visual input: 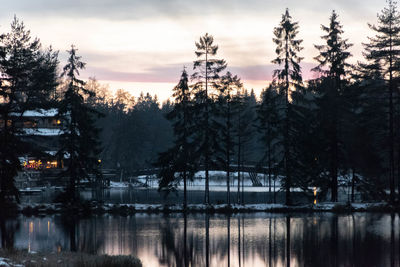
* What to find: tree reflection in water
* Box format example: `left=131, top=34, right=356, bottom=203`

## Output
left=0, top=215, right=19, bottom=250
left=58, top=215, right=104, bottom=254
left=3, top=213, right=400, bottom=267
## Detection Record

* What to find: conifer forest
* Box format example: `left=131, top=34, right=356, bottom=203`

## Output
left=1, top=1, right=400, bottom=266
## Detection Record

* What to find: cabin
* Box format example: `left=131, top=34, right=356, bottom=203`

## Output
left=16, top=108, right=63, bottom=170
left=2, top=108, right=65, bottom=188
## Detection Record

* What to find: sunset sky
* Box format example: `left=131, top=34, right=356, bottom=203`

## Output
left=0, top=0, right=387, bottom=101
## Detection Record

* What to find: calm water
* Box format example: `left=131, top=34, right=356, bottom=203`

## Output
left=1, top=213, right=399, bottom=267
left=21, top=188, right=303, bottom=205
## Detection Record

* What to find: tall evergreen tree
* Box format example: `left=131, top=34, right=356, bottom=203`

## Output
left=359, top=0, right=400, bottom=203
left=58, top=45, right=102, bottom=202
left=313, top=10, right=353, bottom=201
left=271, top=8, right=303, bottom=205
left=191, top=33, right=227, bottom=205
left=0, top=17, right=58, bottom=204
left=156, top=68, right=196, bottom=208
left=216, top=72, right=242, bottom=205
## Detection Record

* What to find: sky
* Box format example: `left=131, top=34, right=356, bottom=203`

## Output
left=0, top=0, right=387, bottom=101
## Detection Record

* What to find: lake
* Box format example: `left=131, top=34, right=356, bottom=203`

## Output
left=1, top=212, right=398, bottom=266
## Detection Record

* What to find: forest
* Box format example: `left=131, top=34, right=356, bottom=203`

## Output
left=1, top=1, right=400, bottom=206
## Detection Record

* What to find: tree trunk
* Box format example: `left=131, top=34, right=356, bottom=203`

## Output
left=205, top=44, right=210, bottom=205
left=227, top=104, right=231, bottom=206
left=237, top=128, right=241, bottom=204
left=268, top=126, right=272, bottom=203
left=389, top=68, right=395, bottom=203
left=351, top=168, right=355, bottom=203
left=183, top=170, right=187, bottom=209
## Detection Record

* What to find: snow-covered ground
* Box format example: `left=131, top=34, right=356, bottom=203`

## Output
left=18, top=202, right=390, bottom=214
left=109, top=181, right=130, bottom=188
left=121, top=171, right=283, bottom=192
left=0, top=257, right=23, bottom=267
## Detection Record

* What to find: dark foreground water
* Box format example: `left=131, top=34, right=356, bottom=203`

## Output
left=1, top=213, right=399, bottom=267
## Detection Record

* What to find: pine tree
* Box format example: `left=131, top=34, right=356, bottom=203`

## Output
left=156, top=68, right=196, bottom=208
left=191, top=33, right=227, bottom=205
left=359, top=0, right=400, bottom=203
left=271, top=8, right=304, bottom=205
left=58, top=45, right=102, bottom=202
left=0, top=17, right=58, bottom=204
left=313, top=10, right=353, bottom=201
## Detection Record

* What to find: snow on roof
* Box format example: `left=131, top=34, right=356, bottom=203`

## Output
left=11, top=108, right=58, bottom=117
left=22, top=128, right=61, bottom=136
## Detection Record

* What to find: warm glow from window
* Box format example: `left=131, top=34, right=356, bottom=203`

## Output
left=24, top=159, right=57, bottom=169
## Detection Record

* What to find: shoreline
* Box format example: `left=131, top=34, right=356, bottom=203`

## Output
left=11, top=202, right=400, bottom=216
left=0, top=250, right=141, bottom=267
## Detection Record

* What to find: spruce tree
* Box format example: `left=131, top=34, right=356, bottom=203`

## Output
left=58, top=45, right=102, bottom=202
left=359, top=0, right=400, bottom=203
left=313, top=10, right=353, bottom=201
left=271, top=8, right=303, bottom=205
left=191, top=33, right=227, bottom=205
left=0, top=17, right=58, bottom=204
left=156, top=68, right=196, bottom=208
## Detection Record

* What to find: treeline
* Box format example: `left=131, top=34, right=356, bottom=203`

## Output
left=156, top=3, right=400, bottom=206
left=1, top=1, right=400, bottom=206
left=0, top=16, right=177, bottom=203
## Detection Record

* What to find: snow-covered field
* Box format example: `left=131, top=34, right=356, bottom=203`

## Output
left=117, top=171, right=283, bottom=192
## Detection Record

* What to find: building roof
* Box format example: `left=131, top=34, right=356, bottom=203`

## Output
left=22, top=128, right=61, bottom=136
left=11, top=108, right=58, bottom=117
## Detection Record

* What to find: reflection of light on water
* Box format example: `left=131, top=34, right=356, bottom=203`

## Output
left=28, top=221, right=34, bottom=252
left=14, top=214, right=400, bottom=267
left=313, top=187, right=317, bottom=205
left=29, top=221, right=34, bottom=233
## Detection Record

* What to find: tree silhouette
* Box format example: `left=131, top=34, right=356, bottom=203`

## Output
left=58, top=45, right=102, bottom=202
left=0, top=16, right=58, bottom=204
left=191, top=33, right=227, bottom=205
left=313, top=10, right=353, bottom=201
left=359, top=0, right=400, bottom=203
left=271, top=9, right=303, bottom=205
left=156, top=68, right=196, bottom=208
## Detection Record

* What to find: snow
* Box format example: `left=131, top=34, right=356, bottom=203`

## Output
left=20, top=108, right=58, bottom=117
left=109, top=181, right=130, bottom=188
left=22, top=128, right=61, bottom=136
left=132, top=171, right=282, bottom=192
left=0, top=258, right=9, bottom=267
left=44, top=151, right=57, bottom=156
left=17, top=201, right=393, bottom=214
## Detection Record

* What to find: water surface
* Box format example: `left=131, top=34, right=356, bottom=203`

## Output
left=1, top=213, right=398, bottom=267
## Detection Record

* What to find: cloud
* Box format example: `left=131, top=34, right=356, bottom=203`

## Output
left=2, top=0, right=382, bottom=22
left=83, top=61, right=318, bottom=84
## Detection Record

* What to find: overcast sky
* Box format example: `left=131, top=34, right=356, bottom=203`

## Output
left=0, top=0, right=388, bottom=101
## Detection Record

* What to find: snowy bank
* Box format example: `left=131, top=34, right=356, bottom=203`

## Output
left=16, top=201, right=396, bottom=215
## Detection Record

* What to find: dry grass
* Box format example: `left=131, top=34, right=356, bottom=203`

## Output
left=0, top=250, right=141, bottom=267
